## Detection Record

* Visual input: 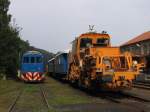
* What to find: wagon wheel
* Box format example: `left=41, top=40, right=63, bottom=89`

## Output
left=78, top=71, right=85, bottom=89
left=84, top=77, right=92, bottom=89
left=78, top=77, right=83, bottom=89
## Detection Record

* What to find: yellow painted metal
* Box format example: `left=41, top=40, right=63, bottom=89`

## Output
left=68, top=31, right=143, bottom=91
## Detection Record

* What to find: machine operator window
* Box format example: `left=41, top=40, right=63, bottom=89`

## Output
left=31, top=57, right=35, bottom=63
left=36, top=57, right=42, bottom=63
left=96, top=38, right=109, bottom=46
left=80, top=38, right=92, bottom=48
left=23, top=57, right=29, bottom=63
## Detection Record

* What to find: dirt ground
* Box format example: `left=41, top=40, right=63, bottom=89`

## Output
left=0, top=77, right=150, bottom=112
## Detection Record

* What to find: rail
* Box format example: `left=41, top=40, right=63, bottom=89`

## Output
left=8, top=89, right=24, bottom=112
left=133, top=82, right=150, bottom=90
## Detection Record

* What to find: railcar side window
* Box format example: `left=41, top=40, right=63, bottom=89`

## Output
left=31, top=57, right=35, bottom=63
left=23, top=57, right=29, bottom=63
left=80, top=38, right=92, bottom=48
left=36, top=57, right=42, bottom=63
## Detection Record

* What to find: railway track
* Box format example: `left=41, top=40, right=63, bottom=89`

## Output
left=133, top=82, right=150, bottom=90
left=96, top=91, right=149, bottom=112
left=39, top=85, right=56, bottom=112
left=40, top=85, right=52, bottom=110
left=102, top=92, right=150, bottom=112
left=7, top=81, right=149, bottom=112
left=121, top=92, right=150, bottom=103
left=8, top=88, right=24, bottom=112
left=8, top=84, right=54, bottom=112
left=97, top=91, right=150, bottom=104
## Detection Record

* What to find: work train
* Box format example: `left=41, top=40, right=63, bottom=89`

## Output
left=19, top=51, right=46, bottom=82
left=48, top=30, right=144, bottom=91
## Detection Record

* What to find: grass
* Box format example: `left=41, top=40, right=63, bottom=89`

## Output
left=44, top=78, right=93, bottom=106
left=24, top=84, right=39, bottom=92
left=0, top=77, right=101, bottom=112
left=0, top=80, right=23, bottom=112
left=49, top=95, right=90, bottom=105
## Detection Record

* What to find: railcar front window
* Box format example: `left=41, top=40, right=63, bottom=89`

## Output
left=36, top=57, right=42, bottom=63
left=96, top=38, right=109, bottom=46
left=31, top=57, right=35, bottom=63
left=80, top=38, right=92, bottom=48
left=23, top=57, right=29, bottom=63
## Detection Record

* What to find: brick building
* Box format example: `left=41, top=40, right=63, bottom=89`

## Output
left=120, top=31, right=150, bottom=73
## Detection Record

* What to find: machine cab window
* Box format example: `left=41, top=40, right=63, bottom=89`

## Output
left=95, top=38, right=109, bottom=47
left=80, top=38, right=92, bottom=48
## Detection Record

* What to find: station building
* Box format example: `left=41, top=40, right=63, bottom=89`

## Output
left=120, top=31, right=150, bottom=73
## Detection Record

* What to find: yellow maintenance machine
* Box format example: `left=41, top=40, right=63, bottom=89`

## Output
left=67, top=27, right=143, bottom=91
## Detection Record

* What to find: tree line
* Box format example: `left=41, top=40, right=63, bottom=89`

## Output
left=0, top=0, right=29, bottom=79
left=0, top=0, right=54, bottom=79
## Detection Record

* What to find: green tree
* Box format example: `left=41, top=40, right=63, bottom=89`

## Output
left=0, top=0, right=11, bottom=29
left=0, top=0, right=29, bottom=79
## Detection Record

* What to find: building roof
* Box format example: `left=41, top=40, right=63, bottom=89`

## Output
left=121, top=31, right=150, bottom=46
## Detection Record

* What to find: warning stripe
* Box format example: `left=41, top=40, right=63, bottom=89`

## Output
left=21, top=72, right=45, bottom=82
left=26, top=75, right=32, bottom=81
left=27, top=74, right=32, bottom=79
left=33, top=72, right=38, bottom=77
left=38, top=77, right=42, bottom=81
left=27, top=72, right=32, bottom=78
left=33, top=76, right=38, bottom=81
left=33, top=72, right=39, bottom=80
left=36, top=74, right=41, bottom=81
left=26, top=73, right=32, bottom=81
left=33, top=75, right=39, bottom=80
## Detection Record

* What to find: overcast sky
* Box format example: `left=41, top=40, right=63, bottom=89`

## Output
left=9, top=0, right=150, bottom=53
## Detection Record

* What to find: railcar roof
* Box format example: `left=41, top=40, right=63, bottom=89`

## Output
left=71, top=32, right=110, bottom=43
left=23, top=51, right=43, bottom=56
left=79, top=32, right=110, bottom=37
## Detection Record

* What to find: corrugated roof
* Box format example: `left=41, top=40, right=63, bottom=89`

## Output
left=121, top=31, right=150, bottom=46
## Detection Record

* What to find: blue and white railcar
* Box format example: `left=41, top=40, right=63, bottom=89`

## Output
left=20, top=51, right=46, bottom=82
